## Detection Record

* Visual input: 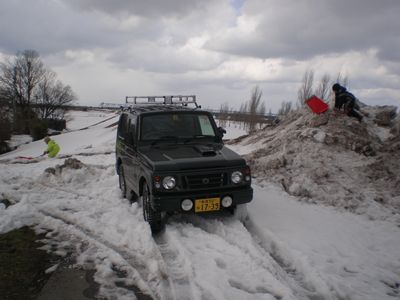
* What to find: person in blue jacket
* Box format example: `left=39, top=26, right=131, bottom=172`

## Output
left=332, top=83, right=363, bottom=122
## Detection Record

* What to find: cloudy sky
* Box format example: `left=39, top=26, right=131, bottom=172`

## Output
left=1, top=0, right=399, bottom=112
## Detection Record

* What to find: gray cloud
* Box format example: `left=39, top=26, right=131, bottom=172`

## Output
left=377, top=39, right=400, bottom=62
left=107, top=42, right=223, bottom=74
left=0, top=0, right=132, bottom=55
left=207, top=0, right=400, bottom=60
left=0, top=0, right=399, bottom=111
left=63, top=0, right=214, bottom=18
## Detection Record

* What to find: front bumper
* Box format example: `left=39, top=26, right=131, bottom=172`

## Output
left=151, top=186, right=253, bottom=212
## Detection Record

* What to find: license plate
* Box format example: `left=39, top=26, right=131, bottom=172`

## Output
left=195, top=198, right=220, bottom=213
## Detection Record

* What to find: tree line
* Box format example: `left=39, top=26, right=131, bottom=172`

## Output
left=218, top=86, right=268, bottom=133
left=0, top=50, right=76, bottom=152
left=279, top=69, right=349, bottom=116
left=218, top=70, right=349, bottom=133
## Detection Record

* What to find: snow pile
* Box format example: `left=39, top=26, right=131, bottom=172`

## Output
left=389, top=114, right=400, bottom=149
left=44, top=158, right=85, bottom=175
left=228, top=106, right=400, bottom=222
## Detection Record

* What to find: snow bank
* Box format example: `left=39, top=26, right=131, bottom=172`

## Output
left=228, top=107, right=400, bottom=222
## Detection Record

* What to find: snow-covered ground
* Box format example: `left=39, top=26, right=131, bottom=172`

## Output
left=6, top=134, right=33, bottom=149
left=1, top=110, right=399, bottom=300
left=215, top=120, right=248, bottom=140
left=64, top=110, right=119, bottom=131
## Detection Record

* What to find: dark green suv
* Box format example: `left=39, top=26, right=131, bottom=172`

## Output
left=115, top=96, right=253, bottom=232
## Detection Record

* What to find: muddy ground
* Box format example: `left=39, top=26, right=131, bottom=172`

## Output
left=0, top=226, right=154, bottom=300
left=0, top=227, right=57, bottom=299
left=0, top=227, right=100, bottom=300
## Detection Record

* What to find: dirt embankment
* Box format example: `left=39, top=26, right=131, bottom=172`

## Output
left=230, top=106, right=400, bottom=222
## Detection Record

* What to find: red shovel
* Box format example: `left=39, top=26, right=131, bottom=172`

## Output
left=305, top=95, right=329, bottom=114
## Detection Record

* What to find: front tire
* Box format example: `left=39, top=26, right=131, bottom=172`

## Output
left=142, top=183, right=164, bottom=233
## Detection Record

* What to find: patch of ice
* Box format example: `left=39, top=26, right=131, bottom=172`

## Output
left=45, top=264, right=59, bottom=274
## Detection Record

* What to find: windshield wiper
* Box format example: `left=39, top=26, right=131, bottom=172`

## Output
left=151, top=136, right=179, bottom=146
left=183, top=135, right=211, bottom=144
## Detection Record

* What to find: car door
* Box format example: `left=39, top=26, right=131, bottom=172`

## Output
left=123, top=115, right=140, bottom=194
left=117, top=113, right=129, bottom=162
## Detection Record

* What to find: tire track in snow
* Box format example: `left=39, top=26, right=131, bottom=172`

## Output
left=37, top=208, right=172, bottom=300
left=167, top=215, right=325, bottom=300
left=160, top=216, right=297, bottom=300
left=244, top=219, right=331, bottom=300
left=21, top=180, right=171, bottom=300
left=36, top=182, right=206, bottom=300
left=154, top=232, right=199, bottom=300
left=17, top=169, right=322, bottom=299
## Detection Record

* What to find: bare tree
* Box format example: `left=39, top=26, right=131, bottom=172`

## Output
left=293, top=69, right=351, bottom=110
left=0, top=99, right=12, bottom=154
left=0, top=50, right=46, bottom=107
left=0, top=49, right=77, bottom=135
left=34, top=71, right=76, bottom=119
left=335, top=71, right=349, bottom=87
left=297, top=69, right=314, bottom=107
left=278, top=101, right=293, bottom=116
left=0, top=50, right=47, bottom=132
left=249, top=86, right=265, bottom=131
left=245, top=86, right=266, bottom=132
left=315, top=73, right=331, bottom=101
left=218, top=102, right=231, bottom=127
left=239, top=102, right=248, bottom=130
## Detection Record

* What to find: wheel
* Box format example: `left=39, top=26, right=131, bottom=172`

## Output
left=141, top=183, right=164, bottom=233
left=118, top=164, right=127, bottom=198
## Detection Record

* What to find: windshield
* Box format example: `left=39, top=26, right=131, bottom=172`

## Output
left=140, top=113, right=216, bottom=141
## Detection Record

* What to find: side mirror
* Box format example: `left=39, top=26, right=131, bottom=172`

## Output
left=217, top=127, right=226, bottom=138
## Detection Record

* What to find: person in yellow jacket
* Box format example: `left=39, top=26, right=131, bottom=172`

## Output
left=43, top=137, right=60, bottom=158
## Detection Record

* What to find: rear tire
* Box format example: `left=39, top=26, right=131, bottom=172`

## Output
left=118, top=165, right=127, bottom=198
left=142, top=183, right=164, bottom=233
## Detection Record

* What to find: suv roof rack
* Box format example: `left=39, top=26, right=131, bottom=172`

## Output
left=125, top=95, right=200, bottom=108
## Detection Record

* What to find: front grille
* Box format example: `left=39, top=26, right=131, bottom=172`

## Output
left=185, top=173, right=225, bottom=189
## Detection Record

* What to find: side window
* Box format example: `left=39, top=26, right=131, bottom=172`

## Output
left=118, top=114, right=128, bottom=137
left=198, top=115, right=215, bottom=136
left=126, top=116, right=137, bottom=146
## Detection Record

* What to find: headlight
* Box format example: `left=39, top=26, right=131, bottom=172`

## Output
left=231, top=171, right=243, bottom=184
left=162, top=176, right=176, bottom=189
